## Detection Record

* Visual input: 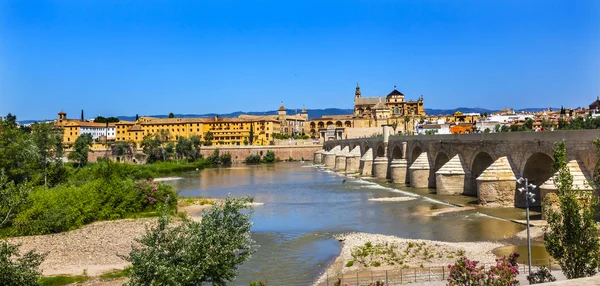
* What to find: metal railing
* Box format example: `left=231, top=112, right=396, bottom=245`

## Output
left=241, top=258, right=560, bottom=286
left=311, top=259, right=559, bottom=286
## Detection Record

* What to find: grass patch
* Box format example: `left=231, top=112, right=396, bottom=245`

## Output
left=126, top=211, right=160, bottom=219
left=39, top=275, right=89, bottom=286
left=100, top=267, right=131, bottom=279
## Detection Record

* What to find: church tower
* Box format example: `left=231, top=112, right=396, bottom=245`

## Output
left=355, top=83, right=361, bottom=99
left=277, top=103, right=287, bottom=122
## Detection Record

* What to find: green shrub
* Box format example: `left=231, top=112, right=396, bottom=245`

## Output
left=0, top=240, right=46, bottom=286
left=126, top=196, right=254, bottom=285
left=245, top=154, right=261, bottom=164
left=345, top=260, right=354, bottom=267
left=11, top=165, right=176, bottom=236
left=220, top=152, right=232, bottom=165
left=527, top=266, right=556, bottom=284
left=263, top=151, right=276, bottom=163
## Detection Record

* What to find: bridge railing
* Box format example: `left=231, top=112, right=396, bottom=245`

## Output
left=325, top=129, right=600, bottom=148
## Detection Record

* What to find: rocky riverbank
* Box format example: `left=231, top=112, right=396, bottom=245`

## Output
left=6, top=198, right=223, bottom=277
left=8, top=218, right=154, bottom=277
left=315, top=232, right=504, bottom=284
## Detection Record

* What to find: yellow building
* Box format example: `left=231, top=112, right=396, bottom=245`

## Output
left=115, top=116, right=279, bottom=147
left=57, top=106, right=285, bottom=148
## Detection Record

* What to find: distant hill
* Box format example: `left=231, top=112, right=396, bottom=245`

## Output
left=425, top=107, right=556, bottom=116
left=17, top=107, right=558, bottom=124
left=116, top=108, right=356, bottom=121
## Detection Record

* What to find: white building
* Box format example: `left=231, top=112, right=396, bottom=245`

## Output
left=80, top=123, right=116, bottom=140
left=417, top=123, right=451, bottom=135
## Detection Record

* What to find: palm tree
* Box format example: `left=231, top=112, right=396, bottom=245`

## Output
left=404, top=116, right=411, bottom=135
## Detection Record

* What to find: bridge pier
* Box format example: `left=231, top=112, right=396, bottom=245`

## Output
left=324, top=146, right=341, bottom=169
left=409, top=152, right=432, bottom=188
left=390, top=159, right=408, bottom=183
left=314, top=150, right=324, bottom=165
left=345, top=147, right=361, bottom=174
left=476, top=156, right=517, bottom=206
left=360, top=149, right=374, bottom=176
left=373, top=157, right=389, bottom=179
left=335, top=147, right=350, bottom=171
left=435, top=154, right=471, bottom=195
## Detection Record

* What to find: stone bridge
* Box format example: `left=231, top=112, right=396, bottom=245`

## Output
left=314, top=129, right=600, bottom=207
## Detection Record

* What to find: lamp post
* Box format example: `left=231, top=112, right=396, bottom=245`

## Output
left=517, top=176, right=536, bottom=275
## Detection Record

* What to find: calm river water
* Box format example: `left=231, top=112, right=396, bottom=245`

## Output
left=165, top=162, right=529, bottom=285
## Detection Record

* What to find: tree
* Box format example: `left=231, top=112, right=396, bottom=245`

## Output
left=0, top=174, right=32, bottom=228
left=31, top=122, right=64, bottom=187
left=249, top=122, right=254, bottom=145
left=524, top=118, right=534, bottom=130
left=0, top=118, right=35, bottom=184
left=204, top=131, right=214, bottom=146
left=141, top=134, right=164, bottom=163
left=544, top=140, right=600, bottom=279
left=4, top=113, right=17, bottom=126
left=68, top=133, right=93, bottom=167
left=176, top=137, right=192, bottom=161
left=164, top=142, right=175, bottom=161
left=94, top=116, right=119, bottom=123
left=189, top=135, right=202, bottom=160
left=0, top=241, right=46, bottom=286
left=390, top=121, right=398, bottom=134
left=113, top=141, right=135, bottom=162
left=168, top=113, right=175, bottom=118
left=126, top=196, right=254, bottom=285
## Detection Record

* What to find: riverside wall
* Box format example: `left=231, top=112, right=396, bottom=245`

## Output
left=199, top=145, right=321, bottom=162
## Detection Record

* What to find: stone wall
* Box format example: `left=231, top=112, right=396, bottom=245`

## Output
left=345, top=127, right=382, bottom=139
left=199, top=145, right=322, bottom=162
left=72, top=145, right=320, bottom=164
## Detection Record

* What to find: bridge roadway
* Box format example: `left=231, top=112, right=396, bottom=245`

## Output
left=314, top=129, right=600, bottom=207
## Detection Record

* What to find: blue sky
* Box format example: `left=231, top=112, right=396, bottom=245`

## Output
left=1, top=0, right=599, bottom=120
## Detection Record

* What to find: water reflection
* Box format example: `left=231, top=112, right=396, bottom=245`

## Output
left=167, top=162, right=527, bottom=284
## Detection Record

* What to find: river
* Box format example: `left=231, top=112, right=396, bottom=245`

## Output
left=165, top=162, right=532, bottom=285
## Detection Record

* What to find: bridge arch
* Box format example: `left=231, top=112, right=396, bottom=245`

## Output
left=410, top=145, right=423, bottom=164
left=470, top=151, right=495, bottom=196
left=392, top=146, right=403, bottom=159
left=376, top=145, right=385, bottom=158
left=361, top=145, right=372, bottom=157
left=520, top=152, right=554, bottom=206
left=432, top=152, right=450, bottom=188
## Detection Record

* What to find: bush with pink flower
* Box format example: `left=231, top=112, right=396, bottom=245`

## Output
left=135, top=179, right=177, bottom=211
left=447, top=253, right=519, bottom=286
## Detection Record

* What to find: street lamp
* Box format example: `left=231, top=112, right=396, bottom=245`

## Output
left=517, top=176, right=536, bottom=275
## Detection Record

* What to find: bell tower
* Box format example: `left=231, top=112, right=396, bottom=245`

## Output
left=355, top=83, right=361, bottom=99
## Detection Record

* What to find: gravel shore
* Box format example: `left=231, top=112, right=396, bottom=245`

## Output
left=315, top=232, right=503, bottom=284
left=8, top=218, right=156, bottom=276
left=7, top=200, right=215, bottom=277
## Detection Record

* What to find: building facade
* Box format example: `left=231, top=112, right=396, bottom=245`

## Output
left=309, top=85, right=426, bottom=141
